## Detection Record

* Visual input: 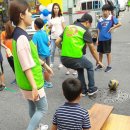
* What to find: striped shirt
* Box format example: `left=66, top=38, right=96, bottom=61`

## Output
left=53, top=102, right=91, bottom=130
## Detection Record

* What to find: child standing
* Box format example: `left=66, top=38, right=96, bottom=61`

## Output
left=0, top=38, right=5, bottom=91
left=33, top=18, right=53, bottom=88
left=1, top=21, right=16, bottom=84
left=51, top=78, right=91, bottom=130
left=9, top=1, right=53, bottom=130
left=95, top=4, right=121, bottom=72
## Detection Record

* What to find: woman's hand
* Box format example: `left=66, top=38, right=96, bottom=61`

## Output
left=32, top=88, right=39, bottom=101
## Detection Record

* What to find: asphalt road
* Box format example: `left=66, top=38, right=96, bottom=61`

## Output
left=0, top=11, right=130, bottom=130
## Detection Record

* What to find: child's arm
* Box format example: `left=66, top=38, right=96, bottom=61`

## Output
left=51, top=124, right=57, bottom=130
left=39, top=59, right=54, bottom=75
left=108, top=22, right=122, bottom=32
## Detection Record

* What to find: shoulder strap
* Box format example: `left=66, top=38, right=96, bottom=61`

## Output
left=111, top=15, right=114, bottom=27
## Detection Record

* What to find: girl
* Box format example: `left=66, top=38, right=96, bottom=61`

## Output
left=9, top=1, right=53, bottom=130
left=1, top=21, right=16, bottom=84
left=49, top=3, right=65, bottom=69
left=0, top=37, right=5, bottom=91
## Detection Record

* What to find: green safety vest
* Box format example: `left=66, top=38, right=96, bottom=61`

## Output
left=128, top=1, right=130, bottom=6
left=12, top=39, right=44, bottom=91
left=61, top=25, right=86, bottom=58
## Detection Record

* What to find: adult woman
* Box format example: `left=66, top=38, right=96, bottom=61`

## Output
left=9, top=1, right=53, bottom=130
left=49, top=3, right=65, bottom=68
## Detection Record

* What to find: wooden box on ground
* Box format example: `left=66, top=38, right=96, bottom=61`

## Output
left=101, top=114, right=130, bottom=130
left=89, top=103, right=113, bottom=130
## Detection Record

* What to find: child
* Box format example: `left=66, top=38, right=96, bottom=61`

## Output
left=9, top=1, right=53, bottom=130
left=51, top=78, right=91, bottom=130
left=95, top=4, right=121, bottom=72
left=1, top=21, right=16, bottom=84
left=0, top=38, right=5, bottom=91
left=32, top=18, right=53, bottom=88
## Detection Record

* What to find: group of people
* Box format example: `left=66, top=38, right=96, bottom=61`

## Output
left=0, top=0, right=122, bottom=130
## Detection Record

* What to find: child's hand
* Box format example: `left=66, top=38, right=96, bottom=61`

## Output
left=108, top=27, right=114, bottom=33
left=6, top=48, right=12, bottom=57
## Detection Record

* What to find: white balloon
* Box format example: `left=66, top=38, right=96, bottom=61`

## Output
left=39, top=5, right=46, bottom=12
left=47, top=3, right=53, bottom=12
left=47, top=14, right=52, bottom=20
left=40, top=14, right=48, bottom=20
left=40, top=14, right=44, bottom=19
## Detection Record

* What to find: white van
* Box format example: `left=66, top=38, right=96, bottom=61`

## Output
left=63, top=0, right=105, bottom=29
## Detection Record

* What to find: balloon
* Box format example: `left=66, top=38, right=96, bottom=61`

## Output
left=47, top=3, right=53, bottom=12
left=39, top=5, right=46, bottom=12
left=47, top=14, right=52, bottom=20
left=42, top=9, right=49, bottom=16
left=40, top=14, right=48, bottom=20
left=43, top=19, right=48, bottom=24
left=40, top=14, right=44, bottom=19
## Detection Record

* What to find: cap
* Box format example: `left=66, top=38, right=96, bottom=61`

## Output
left=77, top=13, right=93, bottom=23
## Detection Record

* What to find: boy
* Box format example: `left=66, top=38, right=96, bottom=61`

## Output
left=33, top=18, right=53, bottom=88
left=51, top=78, right=91, bottom=130
left=95, top=4, right=121, bottom=72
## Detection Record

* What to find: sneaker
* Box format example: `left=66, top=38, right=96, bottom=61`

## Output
left=87, top=87, right=98, bottom=96
left=72, top=71, right=77, bottom=75
left=81, top=93, right=86, bottom=97
left=58, top=64, right=63, bottom=69
left=105, top=66, right=112, bottom=72
left=44, top=81, right=53, bottom=88
left=66, top=71, right=70, bottom=75
left=0, top=85, right=5, bottom=91
left=50, top=64, right=53, bottom=68
left=95, top=65, right=103, bottom=71
left=39, top=124, right=48, bottom=130
left=11, top=79, right=16, bottom=84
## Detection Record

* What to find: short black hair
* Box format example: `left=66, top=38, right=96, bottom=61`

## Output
left=34, top=18, right=44, bottom=29
left=102, top=4, right=111, bottom=11
left=62, top=78, right=82, bottom=102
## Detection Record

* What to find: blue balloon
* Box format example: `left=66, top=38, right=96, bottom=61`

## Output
left=42, top=9, right=49, bottom=17
left=43, top=19, right=48, bottom=24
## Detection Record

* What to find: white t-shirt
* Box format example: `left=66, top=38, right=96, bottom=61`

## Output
left=49, top=16, right=65, bottom=39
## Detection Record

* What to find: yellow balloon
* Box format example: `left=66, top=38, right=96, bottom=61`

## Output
left=38, top=0, right=62, bottom=9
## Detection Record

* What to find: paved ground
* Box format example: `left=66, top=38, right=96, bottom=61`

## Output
left=0, top=11, right=130, bottom=130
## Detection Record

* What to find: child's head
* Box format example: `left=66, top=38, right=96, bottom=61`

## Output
left=9, top=0, right=32, bottom=27
left=102, top=4, right=111, bottom=17
left=5, top=20, right=14, bottom=39
left=34, top=18, right=44, bottom=30
left=62, top=78, right=82, bottom=102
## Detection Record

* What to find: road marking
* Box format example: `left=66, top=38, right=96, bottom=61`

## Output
left=4, top=87, right=17, bottom=93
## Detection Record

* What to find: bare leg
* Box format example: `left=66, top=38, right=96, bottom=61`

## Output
left=106, top=53, right=111, bottom=66
left=1, top=73, right=5, bottom=86
left=99, top=53, right=103, bottom=62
